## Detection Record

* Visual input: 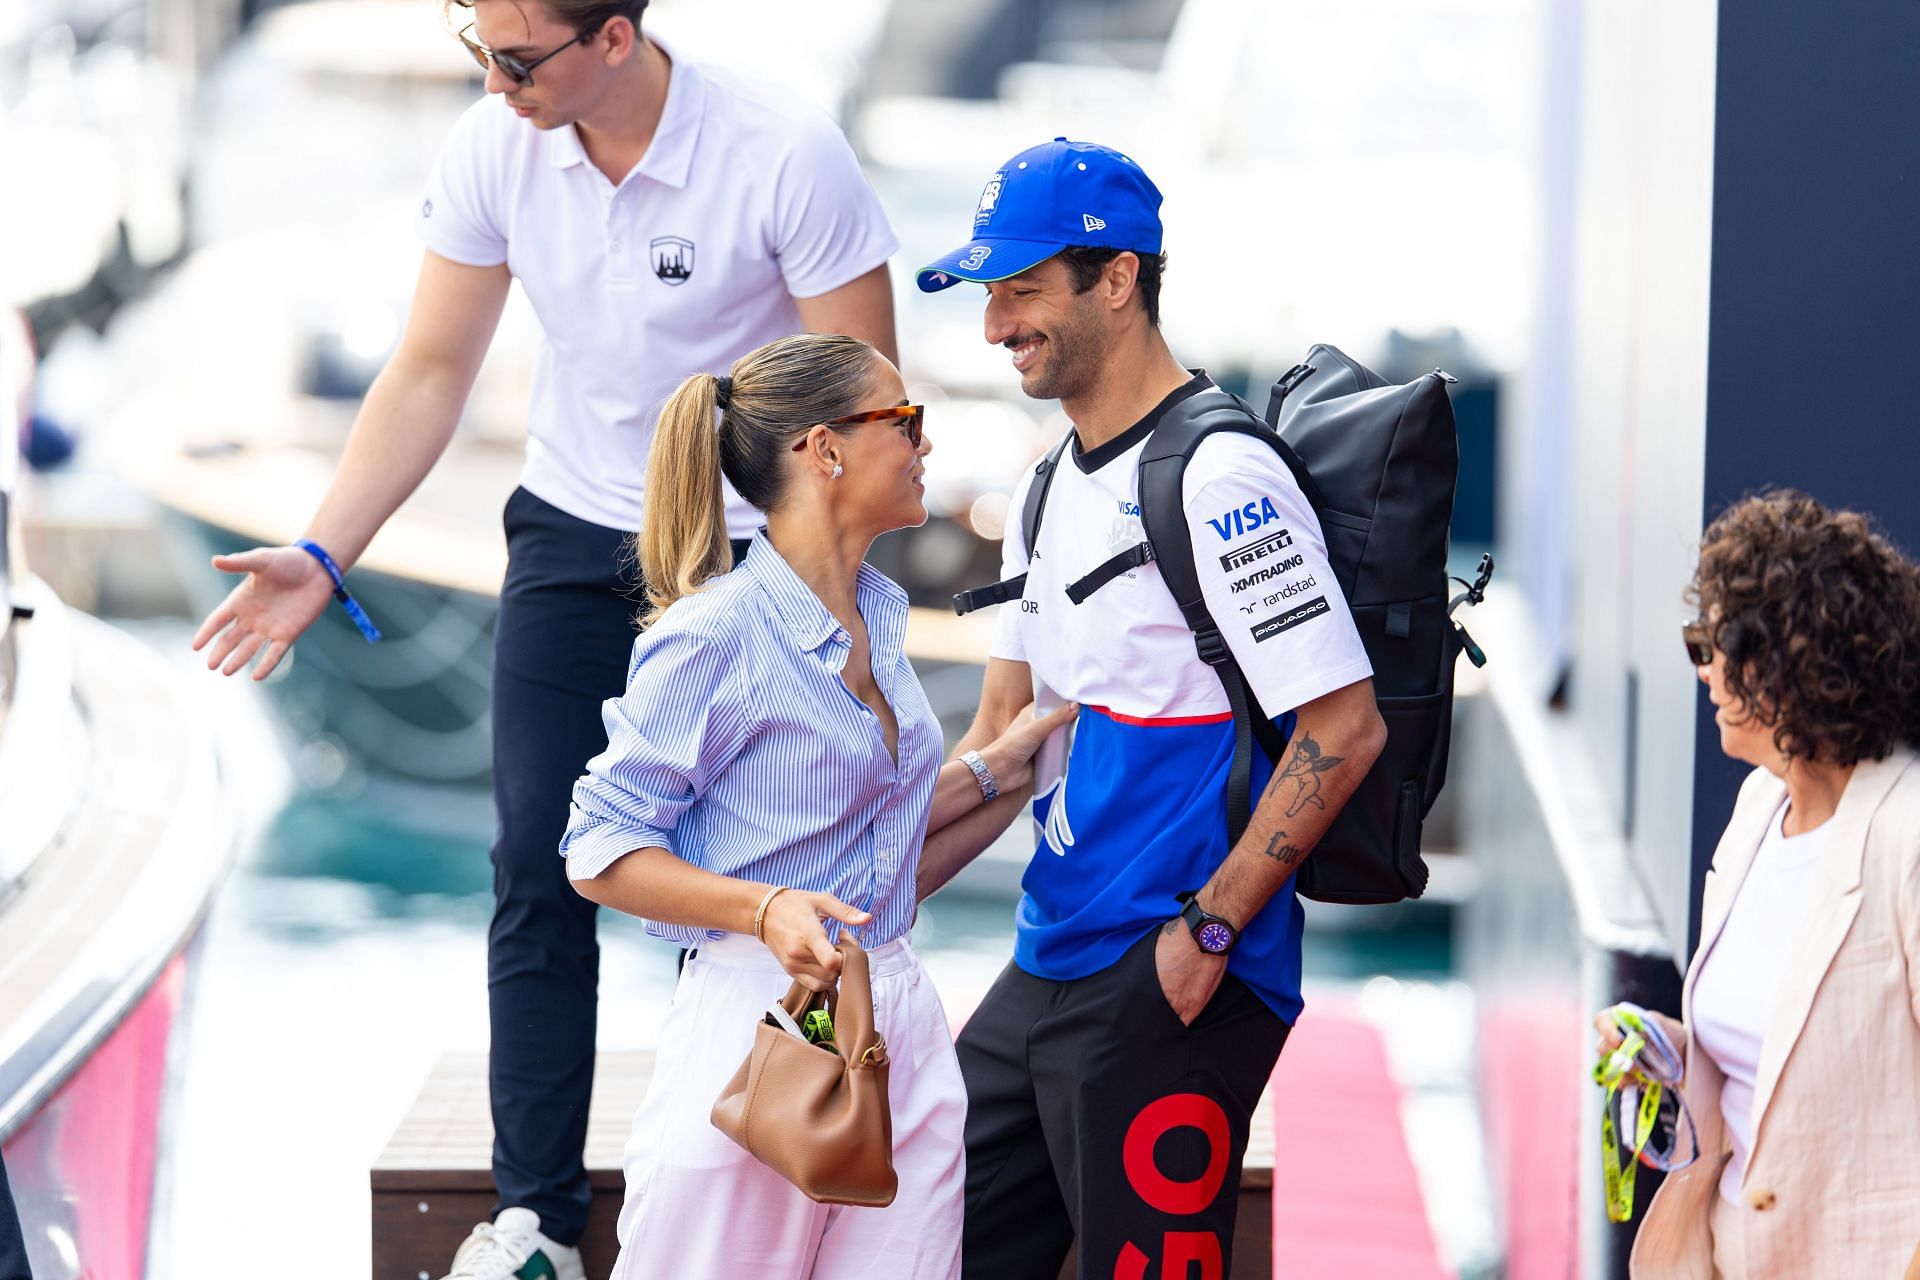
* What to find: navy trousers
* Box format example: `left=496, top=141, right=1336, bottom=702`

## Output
left=486, top=485, right=746, bottom=1243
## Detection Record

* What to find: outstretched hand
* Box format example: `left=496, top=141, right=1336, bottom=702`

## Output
left=190, top=546, right=336, bottom=681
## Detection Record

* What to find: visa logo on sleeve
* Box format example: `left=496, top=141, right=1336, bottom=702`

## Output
left=1207, top=497, right=1282, bottom=542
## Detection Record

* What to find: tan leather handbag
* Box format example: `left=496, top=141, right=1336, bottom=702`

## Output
left=710, top=937, right=897, bottom=1207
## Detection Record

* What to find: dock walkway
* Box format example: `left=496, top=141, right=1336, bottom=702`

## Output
left=373, top=1003, right=1450, bottom=1279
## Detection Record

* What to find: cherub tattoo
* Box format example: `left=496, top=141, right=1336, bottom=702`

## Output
left=1267, top=732, right=1346, bottom=819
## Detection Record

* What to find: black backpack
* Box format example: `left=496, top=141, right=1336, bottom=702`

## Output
left=955, top=346, right=1491, bottom=904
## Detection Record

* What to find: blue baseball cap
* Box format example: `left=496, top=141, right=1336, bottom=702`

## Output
left=916, top=138, right=1164, bottom=293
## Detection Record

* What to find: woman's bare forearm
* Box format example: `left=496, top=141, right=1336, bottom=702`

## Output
left=917, top=786, right=1032, bottom=900
left=572, top=845, right=769, bottom=934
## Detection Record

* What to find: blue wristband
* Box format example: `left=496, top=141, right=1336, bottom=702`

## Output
left=294, top=539, right=382, bottom=643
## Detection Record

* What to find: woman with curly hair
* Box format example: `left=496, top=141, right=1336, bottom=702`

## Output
left=1598, top=490, right=1920, bottom=1279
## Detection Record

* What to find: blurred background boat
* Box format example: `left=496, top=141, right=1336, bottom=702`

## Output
left=0, top=306, right=246, bottom=1280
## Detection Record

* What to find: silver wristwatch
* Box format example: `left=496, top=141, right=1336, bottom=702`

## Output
left=960, top=749, right=999, bottom=801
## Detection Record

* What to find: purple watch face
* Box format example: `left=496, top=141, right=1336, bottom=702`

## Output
left=1197, top=920, right=1234, bottom=954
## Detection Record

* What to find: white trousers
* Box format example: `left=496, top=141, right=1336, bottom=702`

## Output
left=610, top=933, right=965, bottom=1280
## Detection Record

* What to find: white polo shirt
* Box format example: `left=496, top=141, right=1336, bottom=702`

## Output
left=417, top=36, right=898, bottom=536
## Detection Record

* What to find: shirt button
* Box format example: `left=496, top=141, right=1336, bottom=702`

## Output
left=1747, top=1187, right=1776, bottom=1211
left=610, top=239, right=624, bottom=253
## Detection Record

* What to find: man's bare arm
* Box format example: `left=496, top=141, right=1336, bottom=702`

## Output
left=1198, top=677, right=1386, bottom=925
left=794, top=263, right=898, bottom=367
left=192, top=251, right=512, bottom=678
left=303, top=251, right=513, bottom=566
left=1153, top=677, right=1385, bottom=1024
left=951, top=656, right=1035, bottom=757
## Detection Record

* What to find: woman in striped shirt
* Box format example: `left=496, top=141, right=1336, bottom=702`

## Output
left=562, top=332, right=1072, bottom=1279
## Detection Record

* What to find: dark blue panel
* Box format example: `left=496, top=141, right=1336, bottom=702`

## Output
left=1693, top=0, right=1920, bottom=947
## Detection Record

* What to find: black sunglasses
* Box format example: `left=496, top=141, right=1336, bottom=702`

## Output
left=793, top=404, right=927, bottom=451
left=457, top=22, right=593, bottom=86
left=1682, top=620, right=1713, bottom=667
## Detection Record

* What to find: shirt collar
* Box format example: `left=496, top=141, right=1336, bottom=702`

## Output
left=541, top=32, right=705, bottom=185
left=1072, top=371, right=1213, bottom=473
left=743, top=530, right=910, bottom=660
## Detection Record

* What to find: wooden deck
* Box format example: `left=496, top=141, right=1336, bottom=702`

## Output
left=373, top=1051, right=1277, bottom=1279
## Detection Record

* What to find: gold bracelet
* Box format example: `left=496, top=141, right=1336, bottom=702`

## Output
left=753, top=885, right=791, bottom=941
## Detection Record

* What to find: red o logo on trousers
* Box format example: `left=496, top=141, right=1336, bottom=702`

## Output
left=1121, top=1093, right=1231, bottom=1215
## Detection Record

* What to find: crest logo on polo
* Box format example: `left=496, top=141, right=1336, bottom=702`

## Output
left=651, top=236, right=695, bottom=286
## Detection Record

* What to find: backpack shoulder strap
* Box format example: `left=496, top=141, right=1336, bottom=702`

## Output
left=1136, top=389, right=1294, bottom=844
left=951, top=430, right=1073, bottom=616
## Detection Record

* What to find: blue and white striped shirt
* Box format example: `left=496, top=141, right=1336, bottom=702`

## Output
left=560, top=531, right=942, bottom=946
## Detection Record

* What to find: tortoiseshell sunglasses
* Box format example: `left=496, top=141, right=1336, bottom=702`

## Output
left=793, top=404, right=926, bottom=451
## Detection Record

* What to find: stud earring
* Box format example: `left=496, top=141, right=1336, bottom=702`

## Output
left=831, top=463, right=844, bottom=479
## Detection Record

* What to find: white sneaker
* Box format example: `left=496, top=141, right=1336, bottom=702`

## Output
left=439, top=1207, right=586, bottom=1280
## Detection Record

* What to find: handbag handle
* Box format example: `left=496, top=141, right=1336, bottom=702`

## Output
left=773, top=937, right=885, bottom=1068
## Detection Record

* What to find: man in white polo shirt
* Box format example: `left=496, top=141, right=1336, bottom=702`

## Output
left=188, top=1, right=897, bottom=1275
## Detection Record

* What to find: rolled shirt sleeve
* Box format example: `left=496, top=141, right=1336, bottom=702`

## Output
left=560, top=624, right=758, bottom=880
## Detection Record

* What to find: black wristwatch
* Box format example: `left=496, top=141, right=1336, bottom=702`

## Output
left=1175, top=891, right=1239, bottom=956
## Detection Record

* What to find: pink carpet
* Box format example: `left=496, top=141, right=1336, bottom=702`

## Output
left=1268, top=1003, right=1453, bottom=1279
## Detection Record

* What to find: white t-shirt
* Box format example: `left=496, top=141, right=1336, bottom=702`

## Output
left=1691, top=802, right=1830, bottom=1205
left=992, top=375, right=1373, bottom=726
left=989, top=374, right=1373, bottom=1021
left=417, top=36, right=898, bottom=536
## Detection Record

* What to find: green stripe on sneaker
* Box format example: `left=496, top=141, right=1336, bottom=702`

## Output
left=515, top=1253, right=558, bottom=1280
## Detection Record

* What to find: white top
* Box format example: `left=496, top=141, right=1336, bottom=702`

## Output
left=992, top=378, right=1373, bottom=723
left=986, top=375, right=1372, bottom=1021
left=1691, top=801, right=1831, bottom=1205
left=417, top=36, right=898, bottom=536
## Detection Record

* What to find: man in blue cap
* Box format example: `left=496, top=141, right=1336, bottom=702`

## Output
left=925, top=140, right=1385, bottom=1277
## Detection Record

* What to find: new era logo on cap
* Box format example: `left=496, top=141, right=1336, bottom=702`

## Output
left=1083, top=214, right=1106, bottom=232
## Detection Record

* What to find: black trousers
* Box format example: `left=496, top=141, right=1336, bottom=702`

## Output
left=486, top=485, right=747, bottom=1244
left=956, top=929, right=1290, bottom=1280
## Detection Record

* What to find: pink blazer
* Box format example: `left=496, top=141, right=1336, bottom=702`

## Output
left=1631, top=748, right=1920, bottom=1278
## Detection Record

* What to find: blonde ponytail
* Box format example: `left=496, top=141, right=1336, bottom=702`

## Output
left=638, top=372, right=732, bottom=625
left=634, top=333, right=883, bottom=627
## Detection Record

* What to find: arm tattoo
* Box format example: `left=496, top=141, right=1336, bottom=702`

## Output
left=1262, top=731, right=1347, bottom=819
left=1261, top=829, right=1310, bottom=869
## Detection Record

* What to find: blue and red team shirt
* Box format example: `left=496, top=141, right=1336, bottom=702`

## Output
left=991, top=375, right=1373, bottom=1023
